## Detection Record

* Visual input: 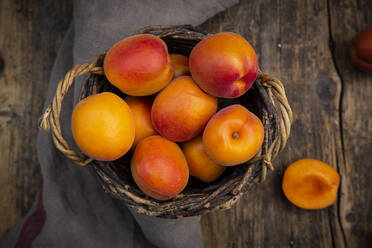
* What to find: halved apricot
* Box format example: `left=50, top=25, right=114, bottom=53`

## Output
left=282, top=159, right=340, bottom=210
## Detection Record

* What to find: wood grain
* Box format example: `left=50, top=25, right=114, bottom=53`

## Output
left=199, top=0, right=355, bottom=247
left=328, top=0, right=372, bottom=247
left=0, top=0, right=72, bottom=240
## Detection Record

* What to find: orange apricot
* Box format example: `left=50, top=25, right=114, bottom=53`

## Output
left=125, top=96, right=157, bottom=147
left=104, top=34, right=173, bottom=96
left=131, top=135, right=189, bottom=200
left=203, top=104, right=264, bottom=166
left=71, top=92, right=134, bottom=161
left=189, top=32, right=258, bottom=98
left=282, top=159, right=340, bottom=210
left=170, top=54, right=190, bottom=77
left=182, top=136, right=225, bottom=183
left=152, top=76, right=217, bottom=142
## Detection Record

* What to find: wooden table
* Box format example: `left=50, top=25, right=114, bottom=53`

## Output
left=0, top=0, right=371, bottom=247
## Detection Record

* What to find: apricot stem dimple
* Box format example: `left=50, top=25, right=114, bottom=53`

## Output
left=232, top=132, right=239, bottom=139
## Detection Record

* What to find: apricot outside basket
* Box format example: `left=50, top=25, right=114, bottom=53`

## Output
left=40, top=25, right=293, bottom=218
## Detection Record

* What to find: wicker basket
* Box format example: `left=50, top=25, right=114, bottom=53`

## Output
left=40, top=25, right=292, bottom=218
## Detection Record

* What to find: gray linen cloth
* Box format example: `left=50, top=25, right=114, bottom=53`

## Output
left=0, top=0, right=238, bottom=247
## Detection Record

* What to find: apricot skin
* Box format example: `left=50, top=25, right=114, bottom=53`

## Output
left=152, top=76, right=217, bottom=142
left=125, top=96, right=158, bottom=147
left=189, top=32, right=258, bottom=98
left=203, top=104, right=264, bottom=166
left=282, top=159, right=340, bottom=210
left=104, top=34, right=173, bottom=96
left=170, top=54, right=190, bottom=77
left=182, top=136, right=225, bottom=183
left=71, top=92, right=134, bottom=161
left=131, top=135, right=189, bottom=200
left=350, top=27, right=372, bottom=73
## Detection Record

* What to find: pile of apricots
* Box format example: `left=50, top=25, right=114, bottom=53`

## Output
left=71, top=32, right=340, bottom=209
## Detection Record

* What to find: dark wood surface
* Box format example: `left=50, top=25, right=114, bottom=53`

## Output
left=0, top=0, right=72, bottom=239
left=0, top=0, right=371, bottom=247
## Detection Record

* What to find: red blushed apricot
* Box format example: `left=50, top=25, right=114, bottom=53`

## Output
left=350, top=27, right=372, bottom=73
left=131, top=136, right=189, bottom=200
left=104, top=34, right=173, bottom=96
left=125, top=96, right=158, bottom=147
left=170, top=54, right=190, bottom=77
left=189, top=32, right=258, bottom=98
left=152, top=76, right=217, bottom=142
left=182, top=136, right=225, bottom=183
left=282, top=159, right=340, bottom=210
left=203, top=104, right=264, bottom=166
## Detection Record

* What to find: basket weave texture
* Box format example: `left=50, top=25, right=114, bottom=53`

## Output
left=40, top=25, right=293, bottom=218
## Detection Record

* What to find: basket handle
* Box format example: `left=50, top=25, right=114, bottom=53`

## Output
left=254, top=71, right=293, bottom=181
left=39, top=56, right=104, bottom=166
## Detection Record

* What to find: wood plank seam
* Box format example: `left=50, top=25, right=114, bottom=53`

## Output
left=326, top=0, right=348, bottom=247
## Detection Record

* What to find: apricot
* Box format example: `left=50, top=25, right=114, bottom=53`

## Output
left=104, top=34, right=173, bottom=96
left=125, top=96, right=157, bottom=147
left=350, top=27, right=372, bottom=72
left=203, top=104, right=264, bottom=166
left=282, top=159, right=340, bottom=210
left=131, top=135, right=189, bottom=200
left=189, top=32, right=258, bottom=98
left=170, top=54, right=190, bottom=77
left=71, top=92, right=134, bottom=161
left=182, top=136, right=225, bottom=183
left=152, top=76, right=217, bottom=142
